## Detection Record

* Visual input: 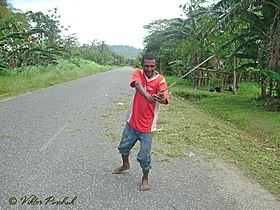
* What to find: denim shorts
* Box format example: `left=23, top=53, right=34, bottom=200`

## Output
left=118, top=123, right=153, bottom=170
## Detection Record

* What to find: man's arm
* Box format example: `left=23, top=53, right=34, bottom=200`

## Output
left=133, top=81, right=155, bottom=104
left=154, top=77, right=169, bottom=105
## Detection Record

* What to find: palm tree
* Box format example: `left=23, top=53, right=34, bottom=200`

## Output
left=210, top=0, right=280, bottom=97
left=160, top=3, right=215, bottom=86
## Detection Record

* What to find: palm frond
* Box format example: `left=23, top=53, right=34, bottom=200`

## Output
left=235, top=62, right=258, bottom=70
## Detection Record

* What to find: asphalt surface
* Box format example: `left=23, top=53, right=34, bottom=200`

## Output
left=0, top=67, right=279, bottom=210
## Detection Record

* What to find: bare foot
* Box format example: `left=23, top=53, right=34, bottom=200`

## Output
left=140, top=179, right=151, bottom=191
left=112, top=165, right=130, bottom=174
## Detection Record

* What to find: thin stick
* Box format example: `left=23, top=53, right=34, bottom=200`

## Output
left=161, top=55, right=214, bottom=93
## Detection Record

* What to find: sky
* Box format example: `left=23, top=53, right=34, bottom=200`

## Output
left=7, top=0, right=189, bottom=49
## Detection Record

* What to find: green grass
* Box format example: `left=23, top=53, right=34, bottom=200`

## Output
left=171, top=86, right=279, bottom=149
left=152, top=78, right=280, bottom=198
left=0, top=59, right=115, bottom=101
left=154, top=94, right=279, bottom=197
left=164, top=75, right=194, bottom=87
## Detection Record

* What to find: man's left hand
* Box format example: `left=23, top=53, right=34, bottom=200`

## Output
left=154, top=92, right=166, bottom=104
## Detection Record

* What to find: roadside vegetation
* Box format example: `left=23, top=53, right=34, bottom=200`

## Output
left=0, top=59, right=115, bottom=100
left=153, top=79, right=280, bottom=198
left=0, top=1, right=136, bottom=100
left=142, top=0, right=280, bottom=106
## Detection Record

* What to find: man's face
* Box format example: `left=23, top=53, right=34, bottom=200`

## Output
left=142, top=59, right=157, bottom=79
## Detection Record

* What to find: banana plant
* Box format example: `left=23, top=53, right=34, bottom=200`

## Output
left=210, top=0, right=280, bottom=97
left=0, top=7, right=70, bottom=71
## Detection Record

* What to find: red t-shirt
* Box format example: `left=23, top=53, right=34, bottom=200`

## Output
left=126, top=69, right=169, bottom=132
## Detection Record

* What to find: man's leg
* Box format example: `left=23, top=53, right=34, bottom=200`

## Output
left=112, top=154, right=130, bottom=174
left=137, top=132, right=152, bottom=191
left=140, top=169, right=150, bottom=191
left=112, top=123, right=137, bottom=174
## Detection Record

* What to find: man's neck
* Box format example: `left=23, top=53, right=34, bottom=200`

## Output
left=145, top=72, right=158, bottom=79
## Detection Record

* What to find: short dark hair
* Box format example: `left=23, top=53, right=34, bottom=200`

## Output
left=141, top=52, right=157, bottom=63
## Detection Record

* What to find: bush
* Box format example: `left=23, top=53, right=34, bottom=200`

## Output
left=238, top=82, right=261, bottom=98
left=165, top=75, right=193, bottom=87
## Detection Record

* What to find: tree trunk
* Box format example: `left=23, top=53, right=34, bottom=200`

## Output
left=261, top=77, right=267, bottom=98
left=221, top=75, right=224, bottom=91
left=268, top=78, right=273, bottom=97
left=208, top=75, right=211, bottom=90
left=193, top=52, right=199, bottom=88
left=233, top=70, right=237, bottom=94
left=266, top=13, right=280, bottom=97
left=159, top=63, right=163, bottom=75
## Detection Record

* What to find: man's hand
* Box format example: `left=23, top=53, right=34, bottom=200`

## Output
left=145, top=93, right=156, bottom=104
left=154, top=92, right=167, bottom=104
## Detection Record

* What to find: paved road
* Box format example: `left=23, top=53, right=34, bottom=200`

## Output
left=0, top=67, right=279, bottom=210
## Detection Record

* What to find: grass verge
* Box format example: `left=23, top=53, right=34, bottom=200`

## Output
left=153, top=83, right=279, bottom=198
left=0, top=59, right=115, bottom=101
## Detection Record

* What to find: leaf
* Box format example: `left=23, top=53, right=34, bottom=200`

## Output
left=235, top=62, right=258, bottom=70
left=169, top=60, right=185, bottom=66
left=233, top=53, right=257, bottom=60
left=262, top=70, right=280, bottom=80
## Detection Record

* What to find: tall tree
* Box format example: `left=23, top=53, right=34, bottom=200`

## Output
left=211, top=0, right=280, bottom=97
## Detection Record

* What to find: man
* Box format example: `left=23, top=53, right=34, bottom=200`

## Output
left=112, top=52, right=169, bottom=191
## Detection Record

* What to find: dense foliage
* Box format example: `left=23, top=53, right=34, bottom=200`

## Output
left=0, top=2, right=136, bottom=75
left=143, top=0, right=280, bottom=99
left=1, top=0, right=279, bottom=101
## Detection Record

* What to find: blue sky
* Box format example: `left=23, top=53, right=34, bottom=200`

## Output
left=7, top=0, right=189, bottom=48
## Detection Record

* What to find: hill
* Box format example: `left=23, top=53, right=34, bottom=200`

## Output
left=109, top=45, right=142, bottom=59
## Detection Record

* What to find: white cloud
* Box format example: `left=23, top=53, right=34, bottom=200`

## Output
left=9, top=0, right=188, bottom=48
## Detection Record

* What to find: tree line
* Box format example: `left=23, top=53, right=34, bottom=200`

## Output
left=0, top=0, right=132, bottom=75
left=1, top=0, right=279, bottom=99
left=143, top=0, right=279, bottom=98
